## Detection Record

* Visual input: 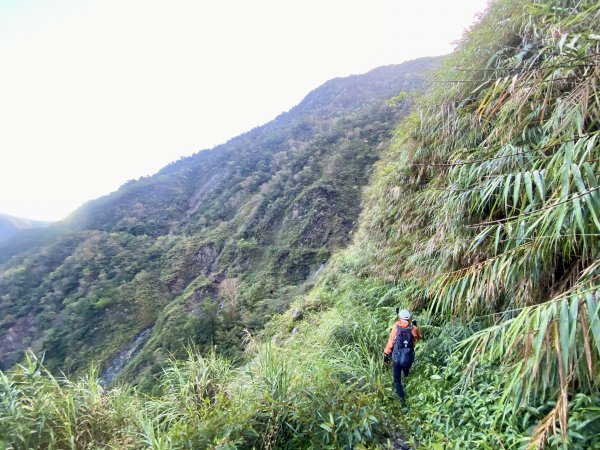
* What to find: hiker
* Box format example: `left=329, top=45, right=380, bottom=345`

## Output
left=383, top=309, right=422, bottom=402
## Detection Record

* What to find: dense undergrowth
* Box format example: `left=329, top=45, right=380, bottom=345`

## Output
left=3, top=252, right=597, bottom=448
left=0, top=265, right=401, bottom=449
left=355, top=0, right=600, bottom=446
left=1, top=0, right=600, bottom=448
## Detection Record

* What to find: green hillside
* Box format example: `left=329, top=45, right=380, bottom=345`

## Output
left=0, top=58, right=436, bottom=386
left=1, top=0, right=599, bottom=448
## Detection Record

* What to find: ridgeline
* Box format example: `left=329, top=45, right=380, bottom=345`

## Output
left=0, top=214, right=50, bottom=242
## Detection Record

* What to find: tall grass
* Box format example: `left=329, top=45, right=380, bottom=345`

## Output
left=0, top=281, right=400, bottom=449
left=3, top=255, right=597, bottom=448
left=0, top=353, right=140, bottom=449
left=355, top=0, right=600, bottom=446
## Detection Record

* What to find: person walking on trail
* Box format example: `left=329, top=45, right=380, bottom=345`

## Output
left=383, top=309, right=422, bottom=402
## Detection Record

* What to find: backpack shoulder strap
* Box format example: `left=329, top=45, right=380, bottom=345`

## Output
left=394, top=324, right=403, bottom=342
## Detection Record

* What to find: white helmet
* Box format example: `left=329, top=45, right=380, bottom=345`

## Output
left=398, top=309, right=412, bottom=320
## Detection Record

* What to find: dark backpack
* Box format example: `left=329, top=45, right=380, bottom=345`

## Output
left=392, top=324, right=415, bottom=368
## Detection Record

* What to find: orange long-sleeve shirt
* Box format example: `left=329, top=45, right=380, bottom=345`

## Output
left=384, top=319, right=422, bottom=355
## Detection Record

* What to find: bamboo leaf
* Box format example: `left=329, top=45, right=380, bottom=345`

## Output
left=533, top=170, right=545, bottom=202
left=513, top=172, right=522, bottom=209
left=571, top=163, right=587, bottom=194
left=494, top=224, right=502, bottom=254
left=561, top=146, right=572, bottom=200
left=524, top=171, right=534, bottom=204
left=532, top=306, right=550, bottom=366
left=585, top=292, right=600, bottom=359
left=558, top=299, right=570, bottom=373
left=554, top=203, right=567, bottom=236
left=582, top=162, right=598, bottom=188
left=569, top=296, right=579, bottom=342
left=572, top=196, right=585, bottom=235
left=503, top=174, right=513, bottom=210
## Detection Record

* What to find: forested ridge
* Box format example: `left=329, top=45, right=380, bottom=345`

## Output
left=0, top=58, right=435, bottom=385
left=1, top=0, right=599, bottom=448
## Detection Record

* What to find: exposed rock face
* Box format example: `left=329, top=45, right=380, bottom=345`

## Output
left=292, top=309, right=303, bottom=321
left=186, top=286, right=217, bottom=316
left=196, top=244, right=220, bottom=273
left=0, top=314, right=36, bottom=370
left=100, top=328, right=152, bottom=384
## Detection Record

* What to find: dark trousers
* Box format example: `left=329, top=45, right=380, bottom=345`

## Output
left=393, top=363, right=410, bottom=400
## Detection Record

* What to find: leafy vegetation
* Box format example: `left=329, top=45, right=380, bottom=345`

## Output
left=0, top=285, right=400, bottom=449
left=1, top=0, right=599, bottom=448
left=353, top=0, right=600, bottom=446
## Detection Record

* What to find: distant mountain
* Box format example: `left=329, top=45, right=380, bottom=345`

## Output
left=0, top=214, right=51, bottom=242
left=0, top=57, right=438, bottom=387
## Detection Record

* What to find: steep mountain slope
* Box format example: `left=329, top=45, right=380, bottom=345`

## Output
left=1, top=2, right=598, bottom=449
left=0, top=58, right=437, bottom=384
left=302, top=0, right=600, bottom=446
left=0, top=214, right=50, bottom=242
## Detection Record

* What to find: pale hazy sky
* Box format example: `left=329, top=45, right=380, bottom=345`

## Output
left=0, top=0, right=489, bottom=221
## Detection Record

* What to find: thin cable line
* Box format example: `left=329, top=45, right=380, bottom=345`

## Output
left=467, top=186, right=600, bottom=228
left=410, top=133, right=598, bottom=168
